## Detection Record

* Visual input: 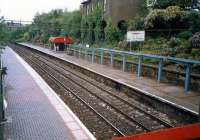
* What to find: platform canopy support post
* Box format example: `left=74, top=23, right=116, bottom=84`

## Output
left=92, top=49, right=95, bottom=64
left=157, top=59, right=163, bottom=83
left=137, top=56, right=143, bottom=77
left=100, top=50, right=104, bottom=65
left=122, top=54, right=126, bottom=72
left=185, top=64, right=191, bottom=93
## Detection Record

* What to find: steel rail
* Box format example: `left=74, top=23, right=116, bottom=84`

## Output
left=14, top=48, right=126, bottom=137
left=35, top=51, right=175, bottom=129
left=25, top=50, right=166, bottom=131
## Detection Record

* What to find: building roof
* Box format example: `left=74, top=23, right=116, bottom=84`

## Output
left=49, top=37, right=73, bottom=44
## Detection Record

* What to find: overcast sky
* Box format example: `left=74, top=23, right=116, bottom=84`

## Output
left=0, top=0, right=83, bottom=21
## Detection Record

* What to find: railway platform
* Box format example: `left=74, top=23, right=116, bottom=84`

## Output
left=19, top=43, right=200, bottom=115
left=1, top=47, right=96, bottom=140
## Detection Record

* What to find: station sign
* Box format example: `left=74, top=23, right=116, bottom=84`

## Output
left=127, top=31, right=145, bottom=42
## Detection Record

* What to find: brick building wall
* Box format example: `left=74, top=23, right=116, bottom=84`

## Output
left=81, top=0, right=145, bottom=25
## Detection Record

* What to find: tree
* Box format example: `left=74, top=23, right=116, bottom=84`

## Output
left=144, top=6, right=186, bottom=29
left=0, top=17, right=9, bottom=45
left=153, top=0, right=198, bottom=9
left=105, top=20, right=120, bottom=43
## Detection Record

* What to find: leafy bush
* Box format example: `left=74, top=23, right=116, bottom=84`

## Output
left=81, top=17, right=88, bottom=42
left=191, top=48, right=200, bottom=60
left=105, top=21, right=120, bottom=43
left=128, top=16, right=144, bottom=30
left=168, top=37, right=181, bottom=47
left=81, top=7, right=104, bottom=44
left=152, top=0, right=198, bottom=9
left=95, top=20, right=106, bottom=42
left=144, top=6, right=186, bottom=29
left=184, top=11, right=200, bottom=33
left=178, top=31, right=193, bottom=39
left=0, top=22, right=10, bottom=44
left=189, top=32, right=200, bottom=48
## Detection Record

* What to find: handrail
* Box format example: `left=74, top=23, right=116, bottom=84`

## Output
left=0, top=49, right=6, bottom=123
left=0, top=56, right=3, bottom=122
left=70, top=45, right=200, bottom=92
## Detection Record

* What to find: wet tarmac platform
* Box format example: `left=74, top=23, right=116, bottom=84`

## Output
left=19, top=43, right=200, bottom=115
left=1, top=47, right=96, bottom=140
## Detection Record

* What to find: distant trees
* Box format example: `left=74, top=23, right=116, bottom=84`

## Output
left=0, top=16, right=9, bottom=45
left=19, top=9, right=82, bottom=44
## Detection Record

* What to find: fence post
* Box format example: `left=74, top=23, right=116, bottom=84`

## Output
left=79, top=48, right=81, bottom=59
left=100, top=50, right=104, bottom=65
left=92, top=48, right=95, bottom=64
left=137, top=56, right=143, bottom=77
left=85, top=48, right=88, bottom=61
left=157, top=59, right=163, bottom=83
left=73, top=47, right=76, bottom=57
left=122, top=54, right=126, bottom=72
left=185, top=63, right=191, bottom=92
left=110, top=52, right=114, bottom=67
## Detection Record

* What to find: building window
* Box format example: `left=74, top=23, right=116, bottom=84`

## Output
left=86, top=5, right=89, bottom=15
left=104, top=0, right=107, bottom=11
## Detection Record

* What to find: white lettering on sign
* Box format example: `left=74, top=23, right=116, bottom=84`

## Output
left=127, top=31, right=145, bottom=42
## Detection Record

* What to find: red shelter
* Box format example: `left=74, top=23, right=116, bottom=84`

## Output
left=49, top=36, right=73, bottom=51
left=49, top=37, right=73, bottom=44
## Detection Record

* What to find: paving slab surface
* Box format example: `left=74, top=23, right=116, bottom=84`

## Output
left=1, top=47, right=95, bottom=140
left=21, top=43, right=200, bottom=114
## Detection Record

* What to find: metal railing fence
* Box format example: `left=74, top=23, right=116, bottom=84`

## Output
left=68, top=45, right=200, bottom=92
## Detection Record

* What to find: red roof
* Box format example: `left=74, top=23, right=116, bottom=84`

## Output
left=112, top=123, right=200, bottom=140
left=49, top=37, right=73, bottom=44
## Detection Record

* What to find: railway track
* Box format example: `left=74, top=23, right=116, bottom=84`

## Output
left=12, top=45, right=180, bottom=139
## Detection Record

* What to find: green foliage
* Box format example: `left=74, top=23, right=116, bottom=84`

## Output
left=81, top=16, right=88, bottom=42
left=87, top=7, right=103, bottom=24
left=0, top=22, right=10, bottom=45
left=191, top=48, right=200, bottom=59
left=145, top=6, right=186, bottom=29
left=178, top=31, right=193, bottom=39
left=128, top=16, right=144, bottom=30
left=168, top=37, right=181, bottom=47
left=62, top=11, right=82, bottom=40
left=105, top=21, right=120, bottom=43
left=10, top=26, right=33, bottom=42
left=95, top=20, right=106, bottom=42
left=184, top=11, right=200, bottom=33
left=21, top=9, right=82, bottom=43
left=82, top=7, right=104, bottom=44
left=153, top=0, right=198, bottom=9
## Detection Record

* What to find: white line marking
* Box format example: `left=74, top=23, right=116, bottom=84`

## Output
left=9, top=47, right=96, bottom=140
